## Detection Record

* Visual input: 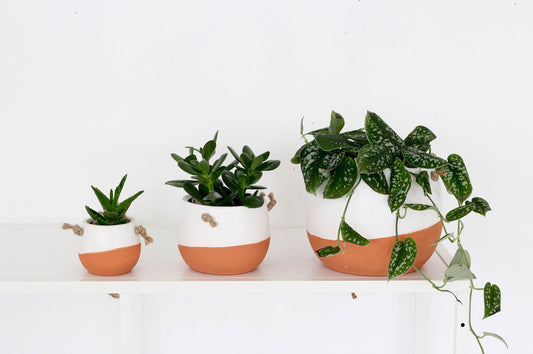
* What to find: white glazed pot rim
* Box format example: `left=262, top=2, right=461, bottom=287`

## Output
left=181, top=195, right=261, bottom=210
left=82, top=216, right=135, bottom=227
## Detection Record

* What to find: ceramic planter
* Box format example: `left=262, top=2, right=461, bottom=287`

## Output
left=64, top=218, right=152, bottom=276
left=177, top=197, right=270, bottom=275
left=306, top=174, right=443, bottom=276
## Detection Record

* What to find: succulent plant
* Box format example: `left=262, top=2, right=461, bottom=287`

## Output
left=166, top=132, right=280, bottom=208
left=85, top=175, right=143, bottom=225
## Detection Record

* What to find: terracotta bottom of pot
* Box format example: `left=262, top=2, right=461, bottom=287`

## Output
left=308, top=222, right=442, bottom=276
left=78, top=243, right=141, bottom=276
left=178, top=238, right=270, bottom=275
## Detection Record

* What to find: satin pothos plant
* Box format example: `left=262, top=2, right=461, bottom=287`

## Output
left=292, top=111, right=505, bottom=353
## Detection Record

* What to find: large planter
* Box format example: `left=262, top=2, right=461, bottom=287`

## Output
left=306, top=174, right=443, bottom=276
left=177, top=197, right=270, bottom=275
left=77, top=218, right=142, bottom=276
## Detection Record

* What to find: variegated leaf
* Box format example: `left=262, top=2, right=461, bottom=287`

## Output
left=365, top=111, right=404, bottom=156
left=361, top=171, right=389, bottom=195
left=471, top=197, right=491, bottom=216
left=323, top=157, right=357, bottom=199
left=483, top=283, right=501, bottom=319
left=440, top=154, right=472, bottom=204
left=316, top=246, right=341, bottom=257
left=404, top=125, right=436, bottom=152
left=404, top=203, right=433, bottom=211
left=388, top=237, right=417, bottom=280
left=342, top=129, right=369, bottom=145
left=300, top=141, right=329, bottom=195
left=445, top=204, right=475, bottom=222
left=402, top=147, right=448, bottom=169
left=388, top=157, right=412, bottom=212
left=340, top=221, right=370, bottom=246
left=415, top=171, right=432, bottom=195
left=315, top=134, right=356, bottom=151
left=356, top=145, right=393, bottom=174
left=328, top=110, right=345, bottom=135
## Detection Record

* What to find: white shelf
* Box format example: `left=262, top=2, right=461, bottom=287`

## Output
left=0, top=225, right=462, bottom=294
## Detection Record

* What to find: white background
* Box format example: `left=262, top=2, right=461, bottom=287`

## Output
left=1, top=0, right=532, bottom=353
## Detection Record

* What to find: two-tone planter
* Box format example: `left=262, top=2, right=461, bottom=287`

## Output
left=63, top=218, right=153, bottom=276
left=306, top=174, right=443, bottom=276
left=177, top=197, right=270, bottom=275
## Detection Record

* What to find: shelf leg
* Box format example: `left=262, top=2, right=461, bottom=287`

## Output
left=454, top=290, right=469, bottom=354
left=413, top=293, right=429, bottom=354
left=120, top=293, right=142, bottom=354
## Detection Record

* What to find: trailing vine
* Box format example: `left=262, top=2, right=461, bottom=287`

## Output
left=292, top=111, right=506, bottom=352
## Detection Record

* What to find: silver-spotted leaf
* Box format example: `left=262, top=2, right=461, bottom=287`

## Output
left=299, top=141, right=329, bottom=194
left=328, top=110, right=345, bottom=135
left=318, top=150, right=345, bottom=170
left=361, top=172, right=389, bottom=195
left=316, top=246, right=341, bottom=257
left=340, top=221, right=370, bottom=246
left=402, top=147, right=448, bottom=169
left=404, top=125, right=436, bottom=152
left=365, top=111, right=404, bottom=156
left=315, top=134, right=356, bottom=151
left=356, top=145, right=393, bottom=174
left=445, top=204, right=475, bottom=222
left=404, top=204, right=433, bottom=211
left=471, top=197, right=491, bottom=216
left=483, top=282, right=501, bottom=319
left=342, top=129, right=369, bottom=145
left=388, top=157, right=412, bottom=212
left=415, top=171, right=432, bottom=195
left=440, top=154, right=472, bottom=204
left=323, top=157, right=357, bottom=199
left=388, top=238, right=417, bottom=280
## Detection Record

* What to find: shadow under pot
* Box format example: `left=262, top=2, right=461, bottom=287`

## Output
left=67, top=218, right=147, bottom=276
left=306, top=174, right=443, bottom=276
left=177, top=197, right=270, bottom=275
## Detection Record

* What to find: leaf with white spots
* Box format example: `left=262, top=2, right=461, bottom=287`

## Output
left=471, top=197, right=491, bottom=216
left=356, top=145, right=393, bottom=174
left=483, top=282, right=501, bottom=319
left=388, top=238, right=417, bottom=280
left=404, top=125, right=436, bottom=152
left=402, top=147, right=448, bottom=169
left=328, top=110, right=345, bottom=135
left=415, top=171, right=432, bottom=195
left=440, top=154, right=472, bottom=204
left=404, top=203, right=433, bottom=211
left=316, top=245, right=341, bottom=257
left=365, top=111, right=404, bottom=156
left=445, top=204, right=475, bottom=222
left=388, top=157, right=412, bottom=212
left=318, top=150, right=345, bottom=171
left=340, top=221, right=370, bottom=246
left=323, top=157, right=358, bottom=199
left=361, top=171, right=389, bottom=195
left=315, top=134, right=358, bottom=151
left=342, top=129, right=369, bottom=145
left=299, top=141, right=330, bottom=195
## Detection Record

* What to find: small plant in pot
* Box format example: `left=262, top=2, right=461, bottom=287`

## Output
left=292, top=111, right=505, bottom=352
left=166, top=132, right=280, bottom=275
left=63, top=175, right=153, bottom=276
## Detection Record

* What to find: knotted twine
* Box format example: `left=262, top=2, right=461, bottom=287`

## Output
left=62, top=223, right=84, bottom=236
left=134, top=225, right=154, bottom=245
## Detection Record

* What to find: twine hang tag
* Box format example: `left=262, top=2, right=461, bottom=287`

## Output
left=62, top=223, right=84, bottom=236
left=134, top=225, right=154, bottom=245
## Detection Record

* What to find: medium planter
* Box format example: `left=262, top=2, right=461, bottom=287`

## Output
left=306, top=175, right=443, bottom=276
left=177, top=197, right=270, bottom=275
left=63, top=218, right=152, bottom=276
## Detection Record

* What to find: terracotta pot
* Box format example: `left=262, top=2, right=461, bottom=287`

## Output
left=177, top=197, right=270, bottom=275
left=306, top=172, right=443, bottom=276
left=78, top=218, right=141, bottom=276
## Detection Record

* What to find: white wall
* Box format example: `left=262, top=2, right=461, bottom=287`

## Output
left=1, top=0, right=531, bottom=353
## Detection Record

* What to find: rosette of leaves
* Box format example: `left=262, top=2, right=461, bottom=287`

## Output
left=85, top=175, right=144, bottom=225
left=292, top=111, right=505, bottom=352
left=166, top=132, right=280, bottom=208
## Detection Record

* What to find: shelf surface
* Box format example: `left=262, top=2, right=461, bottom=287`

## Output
left=0, top=225, right=462, bottom=293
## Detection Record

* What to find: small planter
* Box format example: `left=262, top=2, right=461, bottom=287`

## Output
left=177, top=197, right=270, bottom=275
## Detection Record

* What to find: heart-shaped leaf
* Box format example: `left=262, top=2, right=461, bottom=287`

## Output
left=323, top=157, right=358, bottom=199
left=388, top=237, right=417, bottom=280
left=316, top=246, right=341, bottom=257
left=450, top=248, right=471, bottom=268
left=415, top=171, right=432, bottom=195
left=471, top=197, right=491, bottom=216
left=445, top=204, right=475, bottom=222
left=440, top=154, right=472, bottom=204
left=340, top=221, right=370, bottom=246
left=318, top=150, right=345, bottom=171
left=361, top=171, right=389, bottom=195
left=299, top=141, right=329, bottom=194
left=444, top=264, right=475, bottom=282
left=388, top=158, right=412, bottom=212
left=402, top=147, right=448, bottom=169
left=365, top=111, right=404, bottom=156
left=483, top=282, right=501, bottom=319
left=356, top=145, right=393, bottom=174
left=404, top=125, right=436, bottom=152
left=328, top=110, right=345, bottom=135
left=315, top=134, right=357, bottom=151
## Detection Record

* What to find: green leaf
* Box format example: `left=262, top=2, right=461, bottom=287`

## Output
left=242, top=195, right=264, bottom=208
left=178, top=160, right=201, bottom=175
left=365, top=111, right=404, bottom=156
left=201, top=140, right=216, bottom=161
left=388, top=158, right=412, bottom=212
left=342, top=129, right=369, bottom=145
left=430, top=233, right=454, bottom=246
left=471, top=197, right=491, bottom=216
left=91, top=186, right=111, bottom=211
left=415, top=171, right=432, bottom=195
left=483, top=283, right=502, bottom=319
left=388, top=238, right=417, bottom=280
left=323, top=157, right=358, bottom=199
left=402, top=147, right=448, bottom=169
left=305, top=127, right=329, bottom=137
left=315, top=134, right=356, bottom=151
left=247, top=185, right=266, bottom=190
left=316, top=150, right=345, bottom=171
left=404, top=203, right=433, bottom=211
left=291, top=145, right=306, bottom=164
left=340, top=221, right=369, bottom=246
left=203, top=192, right=223, bottom=201
left=316, top=246, right=341, bottom=257
left=85, top=206, right=108, bottom=225
left=211, top=153, right=227, bottom=172
left=361, top=172, right=389, bottom=195
left=171, top=153, right=184, bottom=163
left=113, top=174, right=128, bottom=206
left=183, top=182, right=205, bottom=201
left=356, top=145, right=393, bottom=174
left=115, top=191, right=144, bottom=215
left=299, top=141, right=329, bottom=194
left=450, top=248, right=471, bottom=268
left=482, top=332, right=507, bottom=349
left=444, top=264, right=475, bottom=282
left=404, top=125, right=436, bottom=152
left=328, top=110, right=345, bottom=135
left=222, top=171, right=240, bottom=190
left=103, top=210, right=120, bottom=221
left=257, top=160, right=280, bottom=171
left=440, top=154, right=472, bottom=204
left=445, top=204, right=475, bottom=222
left=227, top=146, right=243, bottom=165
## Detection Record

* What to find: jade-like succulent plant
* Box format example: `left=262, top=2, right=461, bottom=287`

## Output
left=85, top=174, right=143, bottom=225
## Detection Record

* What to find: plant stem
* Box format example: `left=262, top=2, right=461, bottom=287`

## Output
left=395, top=211, right=400, bottom=242
left=336, top=178, right=361, bottom=249
left=426, top=194, right=450, bottom=236
left=469, top=280, right=486, bottom=354
left=413, top=265, right=462, bottom=303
